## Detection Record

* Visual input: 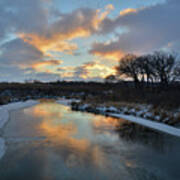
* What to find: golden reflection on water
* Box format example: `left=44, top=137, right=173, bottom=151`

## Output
left=25, top=101, right=119, bottom=167
left=93, top=116, right=123, bottom=130
left=32, top=103, right=89, bottom=151
left=4, top=101, right=176, bottom=179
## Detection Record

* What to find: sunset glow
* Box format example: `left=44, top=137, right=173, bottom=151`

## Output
left=0, top=0, right=176, bottom=82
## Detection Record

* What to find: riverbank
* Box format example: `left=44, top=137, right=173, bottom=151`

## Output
left=70, top=100, right=180, bottom=137
left=1, top=98, right=180, bottom=137
left=0, top=100, right=39, bottom=129
left=0, top=97, right=179, bottom=166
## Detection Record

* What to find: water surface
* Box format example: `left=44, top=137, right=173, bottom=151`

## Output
left=0, top=101, right=180, bottom=180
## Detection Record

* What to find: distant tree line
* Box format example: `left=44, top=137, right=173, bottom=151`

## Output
left=106, top=51, right=180, bottom=87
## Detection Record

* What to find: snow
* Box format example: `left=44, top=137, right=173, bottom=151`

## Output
left=1, top=100, right=38, bottom=111
left=56, top=98, right=80, bottom=106
left=136, top=110, right=144, bottom=116
left=107, top=106, right=118, bottom=112
left=143, top=112, right=153, bottom=119
left=154, top=116, right=161, bottom=121
left=129, top=108, right=136, bottom=113
left=0, top=100, right=38, bottom=129
left=109, top=113, right=180, bottom=137
left=79, top=104, right=89, bottom=110
left=60, top=99, right=180, bottom=137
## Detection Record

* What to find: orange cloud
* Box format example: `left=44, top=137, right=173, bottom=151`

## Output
left=90, top=49, right=125, bottom=61
left=18, top=33, right=78, bottom=55
left=120, top=8, right=137, bottom=16
left=74, top=61, right=117, bottom=79
left=86, top=62, right=116, bottom=79
left=96, top=4, right=115, bottom=27
left=55, top=60, right=116, bottom=80
left=31, top=60, right=63, bottom=72
left=18, top=5, right=114, bottom=57
left=57, top=66, right=75, bottom=78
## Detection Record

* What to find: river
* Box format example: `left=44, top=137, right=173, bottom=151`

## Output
left=0, top=100, right=179, bottom=180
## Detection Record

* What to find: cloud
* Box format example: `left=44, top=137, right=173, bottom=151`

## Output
left=31, top=59, right=63, bottom=72
left=0, top=38, right=44, bottom=67
left=18, top=5, right=114, bottom=55
left=0, top=38, right=63, bottom=81
left=0, top=65, right=61, bottom=82
left=0, top=0, right=50, bottom=40
left=18, top=33, right=78, bottom=55
left=74, top=62, right=116, bottom=80
left=119, top=8, right=138, bottom=16
left=91, top=0, right=180, bottom=57
left=0, top=0, right=116, bottom=81
left=58, top=61, right=116, bottom=80
left=1, top=0, right=115, bottom=56
left=1, top=0, right=179, bottom=82
left=29, top=72, right=61, bottom=82
left=89, top=41, right=125, bottom=61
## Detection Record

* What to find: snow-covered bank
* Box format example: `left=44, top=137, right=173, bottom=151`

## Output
left=56, top=98, right=80, bottom=106
left=109, top=113, right=180, bottom=137
left=1, top=100, right=39, bottom=111
left=0, top=100, right=39, bottom=129
left=0, top=100, right=39, bottom=160
left=71, top=102, right=180, bottom=137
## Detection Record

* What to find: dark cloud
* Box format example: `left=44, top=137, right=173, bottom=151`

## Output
left=0, top=0, right=50, bottom=40
left=0, top=65, right=62, bottom=82
left=0, top=38, right=44, bottom=66
left=90, top=0, right=180, bottom=58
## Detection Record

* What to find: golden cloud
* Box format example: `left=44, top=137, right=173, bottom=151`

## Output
left=18, top=33, right=78, bottom=55
left=90, top=49, right=125, bottom=61
left=75, top=61, right=117, bottom=79
left=18, top=5, right=114, bottom=57
left=120, top=8, right=137, bottom=16
left=31, top=60, right=63, bottom=72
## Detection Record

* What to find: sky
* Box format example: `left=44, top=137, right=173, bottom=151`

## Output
left=0, top=0, right=179, bottom=82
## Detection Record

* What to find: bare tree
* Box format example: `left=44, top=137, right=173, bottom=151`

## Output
left=116, top=54, right=140, bottom=85
left=149, top=51, right=176, bottom=86
left=136, top=55, right=157, bottom=86
left=116, top=51, right=179, bottom=87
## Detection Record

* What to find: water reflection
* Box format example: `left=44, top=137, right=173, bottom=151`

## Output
left=116, top=121, right=175, bottom=153
left=24, top=101, right=112, bottom=169
left=0, top=101, right=180, bottom=180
